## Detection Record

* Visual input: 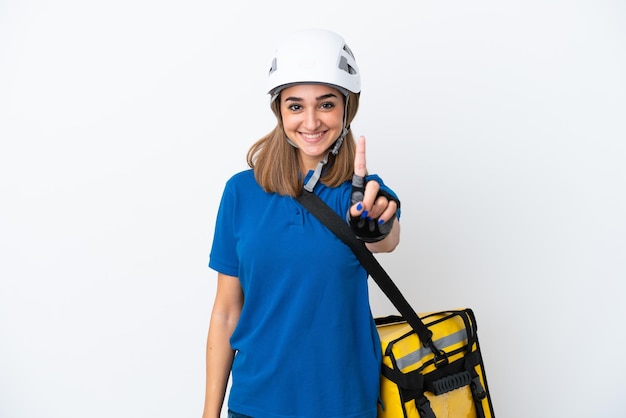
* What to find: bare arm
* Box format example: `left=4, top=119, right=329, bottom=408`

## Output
left=202, top=273, right=244, bottom=418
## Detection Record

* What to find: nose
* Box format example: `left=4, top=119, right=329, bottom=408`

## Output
left=302, top=108, right=320, bottom=131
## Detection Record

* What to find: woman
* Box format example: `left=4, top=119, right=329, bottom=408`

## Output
left=203, top=29, right=401, bottom=418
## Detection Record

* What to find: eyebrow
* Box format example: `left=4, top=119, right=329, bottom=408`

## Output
left=284, top=93, right=339, bottom=102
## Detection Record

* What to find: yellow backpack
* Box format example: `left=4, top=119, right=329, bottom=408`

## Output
left=377, top=309, right=494, bottom=418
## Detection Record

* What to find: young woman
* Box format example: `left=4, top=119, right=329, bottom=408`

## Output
left=203, top=29, right=401, bottom=418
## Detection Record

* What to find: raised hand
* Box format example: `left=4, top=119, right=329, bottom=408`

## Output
left=349, top=136, right=399, bottom=243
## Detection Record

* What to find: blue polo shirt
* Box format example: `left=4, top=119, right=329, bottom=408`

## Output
left=209, top=169, right=397, bottom=418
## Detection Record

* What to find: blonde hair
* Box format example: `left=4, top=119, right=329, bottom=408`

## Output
left=247, top=91, right=360, bottom=197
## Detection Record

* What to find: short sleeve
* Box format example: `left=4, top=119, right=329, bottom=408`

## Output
left=208, top=180, right=239, bottom=277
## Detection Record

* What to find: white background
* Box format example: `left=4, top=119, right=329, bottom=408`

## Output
left=1, top=1, right=625, bottom=417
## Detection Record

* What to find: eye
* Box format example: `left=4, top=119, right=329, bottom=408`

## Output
left=287, top=103, right=302, bottom=112
left=320, top=102, right=336, bottom=110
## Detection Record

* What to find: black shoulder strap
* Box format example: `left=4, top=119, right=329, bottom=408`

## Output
left=296, top=191, right=435, bottom=347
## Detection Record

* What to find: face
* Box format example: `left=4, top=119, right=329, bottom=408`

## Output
left=280, top=84, right=345, bottom=172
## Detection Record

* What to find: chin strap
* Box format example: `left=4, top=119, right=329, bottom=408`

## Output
left=304, top=150, right=331, bottom=192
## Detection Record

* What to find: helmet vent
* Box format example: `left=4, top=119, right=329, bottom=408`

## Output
left=269, top=57, right=278, bottom=75
left=343, top=44, right=355, bottom=59
left=338, top=56, right=357, bottom=75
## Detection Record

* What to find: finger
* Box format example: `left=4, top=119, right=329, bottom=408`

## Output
left=349, top=200, right=365, bottom=218
left=350, top=136, right=367, bottom=212
left=377, top=200, right=398, bottom=224
left=350, top=178, right=378, bottom=218
left=367, top=195, right=389, bottom=220
left=360, top=180, right=380, bottom=216
left=354, top=136, right=367, bottom=177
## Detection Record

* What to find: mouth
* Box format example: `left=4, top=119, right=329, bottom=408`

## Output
left=299, top=131, right=326, bottom=142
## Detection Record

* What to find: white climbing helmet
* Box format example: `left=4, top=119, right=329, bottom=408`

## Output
left=267, top=29, right=361, bottom=100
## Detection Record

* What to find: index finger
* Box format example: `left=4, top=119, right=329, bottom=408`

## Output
left=354, top=136, right=367, bottom=177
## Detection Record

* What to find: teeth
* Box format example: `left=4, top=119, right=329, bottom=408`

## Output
left=302, top=133, right=322, bottom=139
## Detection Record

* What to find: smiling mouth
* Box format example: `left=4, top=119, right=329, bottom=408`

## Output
left=300, top=132, right=325, bottom=141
